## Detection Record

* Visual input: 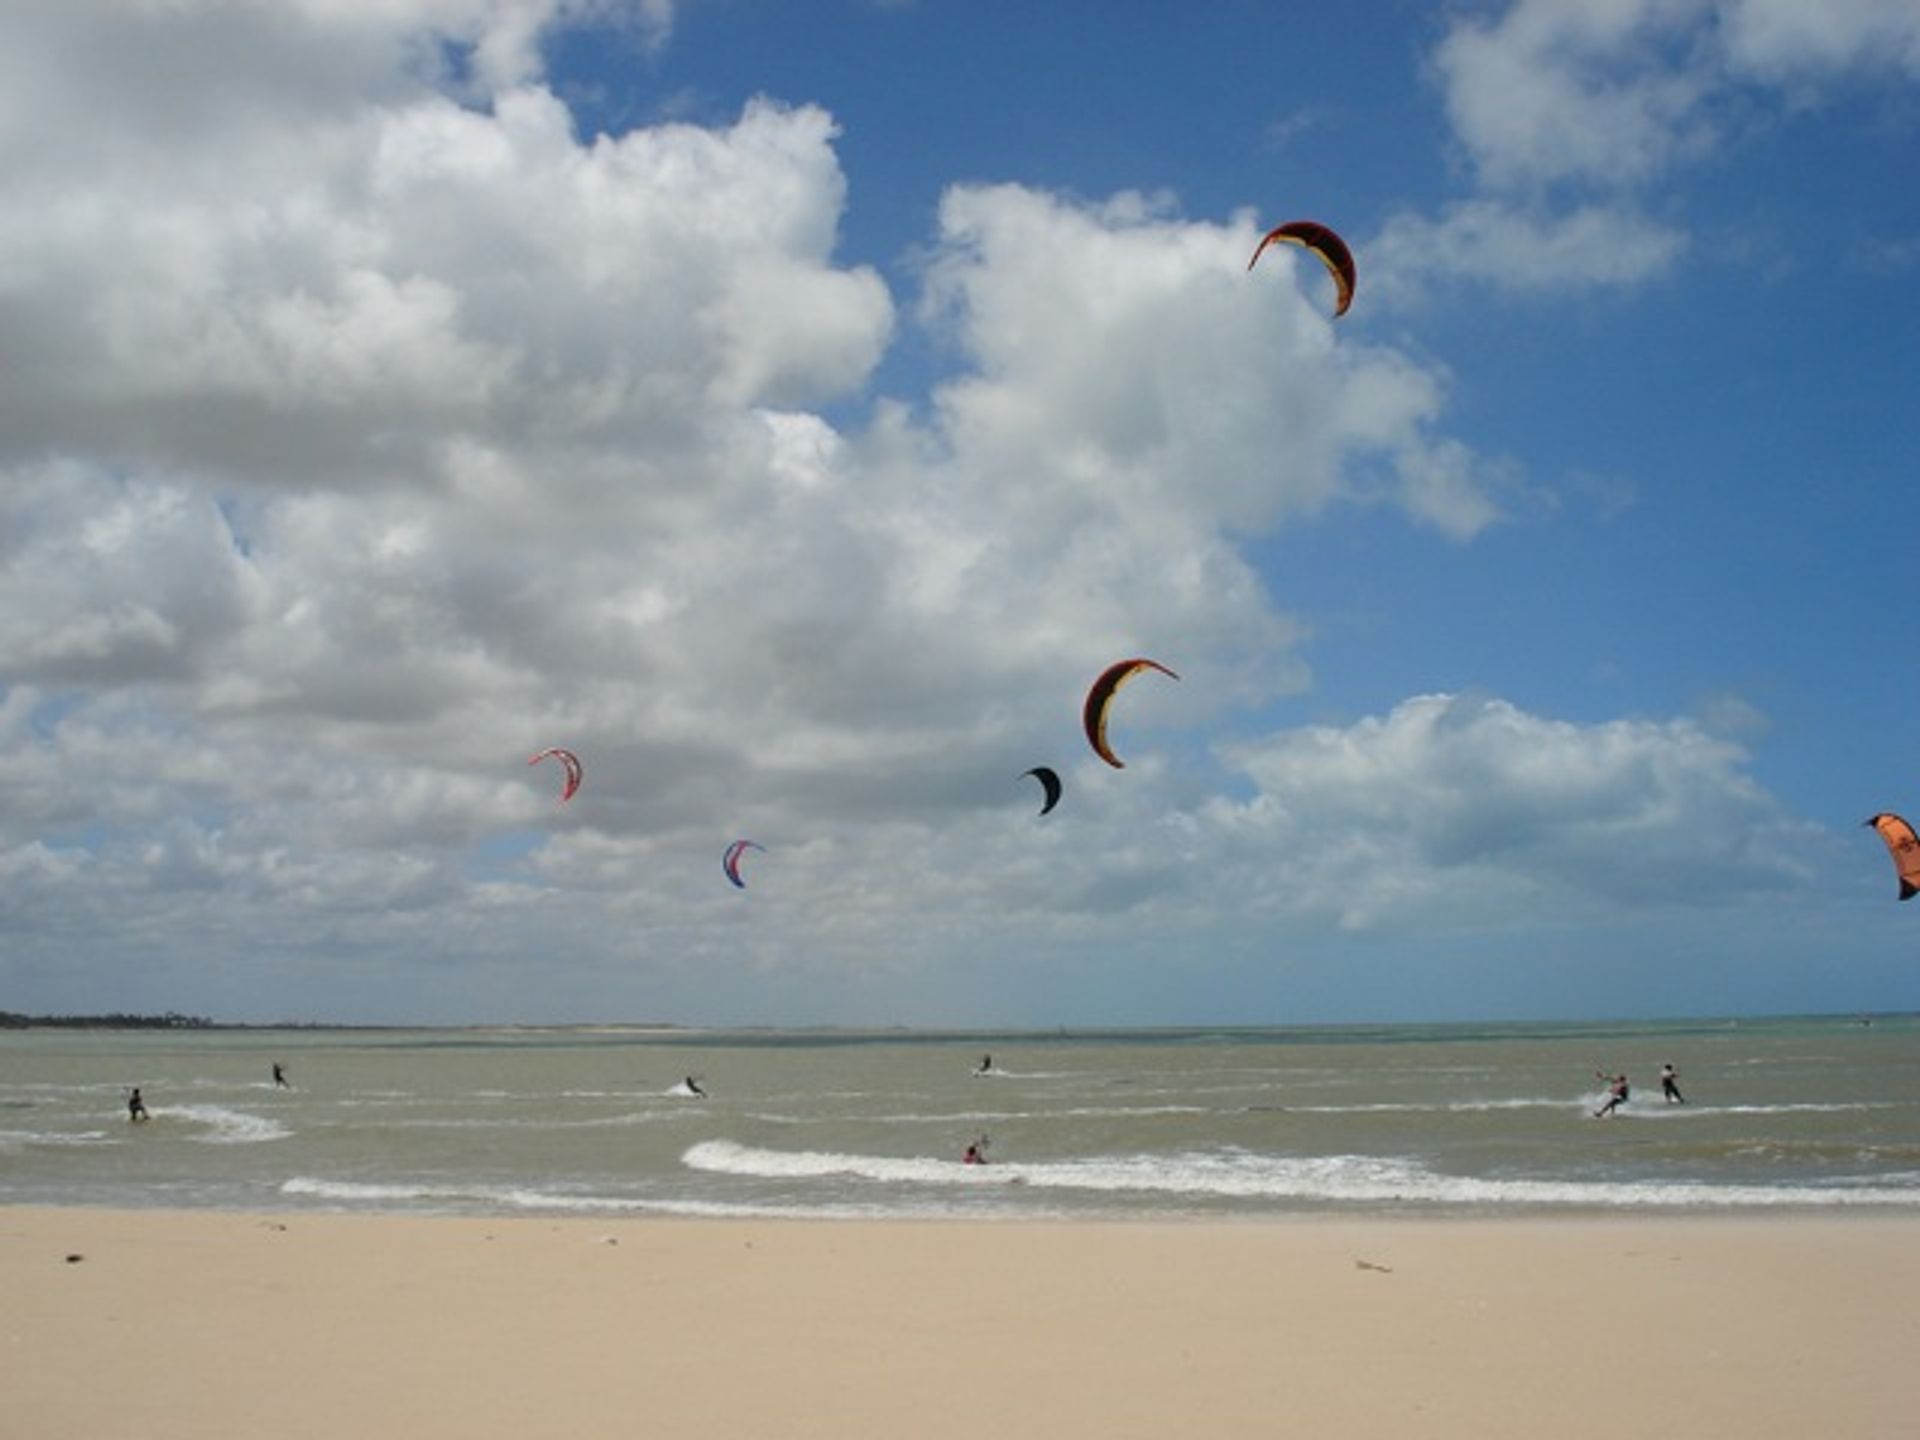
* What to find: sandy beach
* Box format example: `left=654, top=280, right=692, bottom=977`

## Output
left=6, top=1208, right=1917, bottom=1439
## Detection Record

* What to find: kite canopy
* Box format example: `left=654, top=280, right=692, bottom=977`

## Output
left=723, top=839, right=765, bottom=889
left=1865, top=813, right=1920, bottom=900
left=1023, top=766, right=1063, bottom=816
left=1248, top=219, right=1356, bottom=317
left=528, top=747, right=582, bottom=803
left=1082, top=658, right=1179, bottom=769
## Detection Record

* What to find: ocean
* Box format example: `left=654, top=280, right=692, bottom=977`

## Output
left=3, top=1015, right=1917, bottom=1219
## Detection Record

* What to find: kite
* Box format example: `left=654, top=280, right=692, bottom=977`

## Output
left=1864, top=813, right=1920, bottom=900
left=1082, top=658, right=1179, bottom=769
left=1248, top=219, right=1356, bottom=318
left=1023, top=766, right=1063, bottom=816
left=723, top=839, right=765, bottom=889
left=528, top=747, right=582, bottom=803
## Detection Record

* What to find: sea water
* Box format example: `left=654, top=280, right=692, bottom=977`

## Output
left=3, top=1015, right=1917, bottom=1219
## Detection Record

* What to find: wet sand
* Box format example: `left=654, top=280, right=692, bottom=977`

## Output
left=6, top=1207, right=1917, bottom=1439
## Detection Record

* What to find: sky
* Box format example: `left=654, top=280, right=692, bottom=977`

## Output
left=3, top=0, right=1918, bottom=1027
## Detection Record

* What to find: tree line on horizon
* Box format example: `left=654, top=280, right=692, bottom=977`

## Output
left=0, top=1010, right=215, bottom=1030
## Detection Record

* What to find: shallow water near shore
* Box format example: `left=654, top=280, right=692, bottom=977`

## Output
left=4, top=1013, right=1916, bottom=1218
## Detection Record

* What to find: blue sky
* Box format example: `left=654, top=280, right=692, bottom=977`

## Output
left=2, top=0, right=1917, bottom=1026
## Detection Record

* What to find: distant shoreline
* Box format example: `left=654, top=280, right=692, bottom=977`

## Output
left=1, top=1013, right=369, bottom=1032
left=0, top=1014, right=695, bottom=1034
left=2, top=1010, right=1907, bottom=1036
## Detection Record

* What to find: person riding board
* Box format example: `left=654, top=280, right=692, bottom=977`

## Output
left=1593, top=1071, right=1629, bottom=1119
left=1659, top=1063, right=1684, bottom=1104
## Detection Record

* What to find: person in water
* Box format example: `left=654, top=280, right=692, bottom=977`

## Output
left=1659, top=1063, right=1684, bottom=1104
left=683, top=1076, right=705, bottom=1097
left=1593, top=1071, right=1629, bottom=1119
left=962, top=1137, right=988, bottom=1165
left=975, top=1053, right=992, bottom=1075
left=272, top=1063, right=289, bottom=1089
left=127, top=1087, right=149, bottom=1122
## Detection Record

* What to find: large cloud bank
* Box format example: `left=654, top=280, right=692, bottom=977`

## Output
left=0, top=0, right=1848, bottom=1021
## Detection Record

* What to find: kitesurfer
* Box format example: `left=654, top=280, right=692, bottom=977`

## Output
left=272, top=1062, right=289, bottom=1089
left=1593, top=1072, right=1629, bottom=1119
left=1659, top=1064, right=1684, bottom=1104
left=684, top=1076, right=705, bottom=1097
left=127, top=1087, right=149, bottom=1122
left=975, top=1054, right=992, bottom=1075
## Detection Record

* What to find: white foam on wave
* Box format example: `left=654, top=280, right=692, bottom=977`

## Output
left=685, top=1139, right=979, bottom=1187
left=1284, top=1098, right=1571, bottom=1115
left=1589, top=1100, right=1894, bottom=1120
left=160, top=1104, right=292, bottom=1144
left=278, top=1176, right=976, bottom=1221
left=1583, top=1094, right=1872, bottom=1119
left=749, top=1102, right=1213, bottom=1127
left=282, top=1176, right=641, bottom=1211
left=680, top=1140, right=1920, bottom=1210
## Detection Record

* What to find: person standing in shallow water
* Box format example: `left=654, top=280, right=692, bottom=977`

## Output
left=127, top=1087, right=149, bottom=1122
left=272, top=1063, right=290, bottom=1089
left=1659, top=1063, right=1684, bottom=1104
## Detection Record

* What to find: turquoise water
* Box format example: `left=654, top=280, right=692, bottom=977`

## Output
left=3, top=1015, right=1917, bottom=1218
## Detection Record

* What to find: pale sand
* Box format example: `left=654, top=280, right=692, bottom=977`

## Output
left=7, top=1209, right=1918, bottom=1439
